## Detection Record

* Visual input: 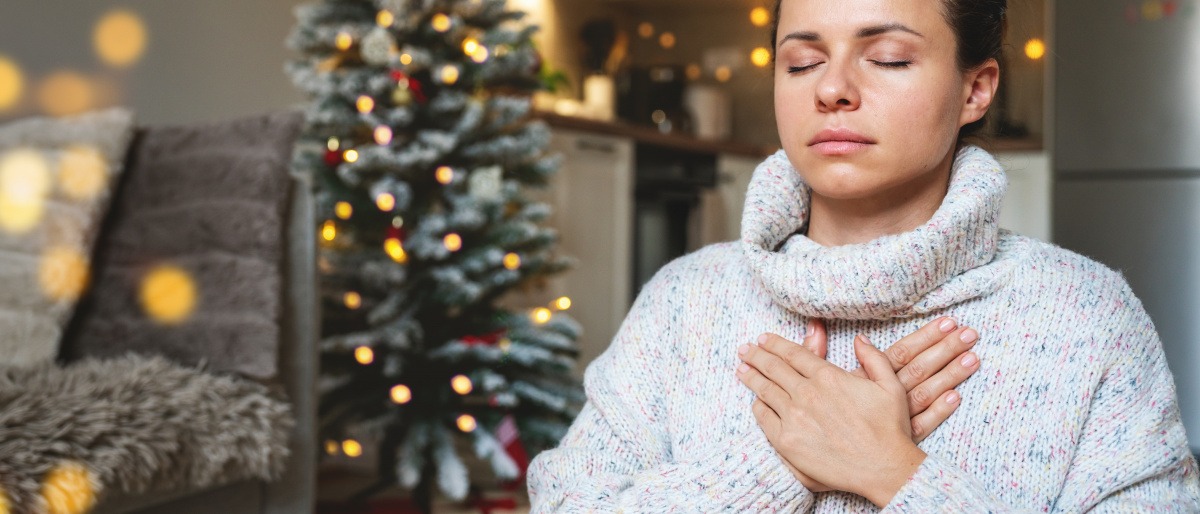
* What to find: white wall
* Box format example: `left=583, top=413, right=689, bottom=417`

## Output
left=0, top=0, right=305, bottom=125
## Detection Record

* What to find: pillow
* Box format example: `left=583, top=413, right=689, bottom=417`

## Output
left=0, top=108, right=135, bottom=367
left=59, top=111, right=303, bottom=379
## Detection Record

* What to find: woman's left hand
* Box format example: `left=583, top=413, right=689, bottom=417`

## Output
left=736, top=333, right=928, bottom=507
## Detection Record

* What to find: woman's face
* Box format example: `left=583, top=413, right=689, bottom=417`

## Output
left=774, top=0, right=995, bottom=202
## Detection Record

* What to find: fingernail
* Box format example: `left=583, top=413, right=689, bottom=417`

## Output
left=960, top=329, right=978, bottom=345
left=939, top=318, right=956, bottom=333
left=738, top=363, right=751, bottom=374
left=738, top=344, right=750, bottom=355
left=804, top=320, right=815, bottom=337
left=946, top=391, right=960, bottom=404
left=757, top=334, right=768, bottom=345
left=960, top=353, right=978, bottom=367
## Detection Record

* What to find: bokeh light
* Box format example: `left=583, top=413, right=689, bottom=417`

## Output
left=470, top=46, right=489, bottom=64
left=354, top=345, right=374, bottom=365
left=385, top=238, right=407, bottom=263
left=751, top=47, right=772, bottom=67
left=659, top=32, right=676, bottom=49
left=750, top=7, right=771, bottom=27
left=377, top=10, right=395, bottom=27
left=435, top=165, right=454, bottom=184
left=37, top=71, right=94, bottom=117
left=443, top=233, right=462, bottom=252
left=324, top=440, right=339, bottom=455
left=637, top=22, right=654, bottom=39
left=374, top=125, right=393, bottom=145
left=450, top=374, right=473, bottom=395
left=343, top=291, right=362, bottom=309
left=58, top=145, right=108, bottom=201
left=685, top=64, right=702, bottom=81
left=0, top=148, right=51, bottom=234
left=554, top=296, right=572, bottom=310
left=462, top=38, right=480, bottom=56
left=0, top=55, right=24, bottom=111
left=432, top=13, right=452, bottom=32
left=335, top=32, right=353, bottom=51
left=335, top=201, right=352, bottom=220
left=38, top=246, right=89, bottom=301
left=341, top=439, right=363, bottom=457
left=321, top=220, right=336, bottom=241
left=391, top=384, right=412, bottom=404
left=139, top=265, right=198, bottom=325
left=376, top=193, right=396, bottom=211
left=41, top=461, right=98, bottom=514
left=440, top=64, right=460, bottom=85
left=343, top=149, right=359, bottom=163
left=326, top=137, right=339, bottom=151
left=356, top=95, right=375, bottom=113
left=1024, top=38, right=1046, bottom=60
left=94, top=10, right=148, bottom=68
left=456, top=414, right=477, bottom=432
left=532, top=307, right=552, bottom=324
left=715, top=66, right=733, bottom=82
left=503, top=252, right=520, bottom=270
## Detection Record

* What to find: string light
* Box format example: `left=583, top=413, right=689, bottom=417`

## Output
left=374, top=125, right=393, bottom=145
left=431, top=13, right=452, bottom=32
left=659, top=32, right=676, bottom=49
left=343, top=291, right=362, bottom=309
left=377, top=10, right=395, bottom=27
left=456, top=414, right=477, bottom=432
left=451, top=374, right=473, bottom=395
left=385, top=237, right=407, bottom=263
left=335, top=32, right=353, bottom=51
left=470, top=46, right=489, bottom=63
left=322, top=220, right=337, bottom=241
left=638, top=22, right=654, bottom=38
left=140, top=265, right=197, bottom=325
left=392, top=216, right=404, bottom=228
left=503, top=252, right=520, bottom=270
left=0, top=56, right=23, bottom=111
left=400, top=53, right=413, bottom=65
left=356, top=95, right=375, bottom=113
left=686, top=64, right=702, bottom=80
left=715, top=66, right=732, bottom=82
left=324, top=440, right=339, bottom=455
left=39, top=246, right=89, bottom=302
left=376, top=192, right=396, bottom=211
left=462, top=38, right=480, bottom=55
left=343, top=149, right=359, bottom=163
left=532, top=307, right=552, bottom=324
left=751, top=47, right=772, bottom=67
left=391, top=384, right=412, bottom=404
left=1024, top=38, right=1046, bottom=60
left=342, top=439, right=363, bottom=457
left=554, top=296, right=572, bottom=310
left=94, top=10, right=147, bottom=68
left=440, top=64, right=460, bottom=85
left=750, top=7, right=771, bottom=27
left=435, top=165, right=454, bottom=184
left=443, top=233, right=462, bottom=252
left=335, top=201, right=352, bottom=219
left=326, top=137, right=340, bottom=151
left=354, top=346, right=374, bottom=365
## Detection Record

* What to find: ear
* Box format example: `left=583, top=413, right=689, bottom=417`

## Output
left=959, top=58, right=1000, bottom=128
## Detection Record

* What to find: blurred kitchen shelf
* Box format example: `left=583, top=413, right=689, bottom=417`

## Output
left=536, top=111, right=773, bottom=158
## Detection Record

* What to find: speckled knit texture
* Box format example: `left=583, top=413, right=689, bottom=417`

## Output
left=527, top=146, right=1200, bottom=512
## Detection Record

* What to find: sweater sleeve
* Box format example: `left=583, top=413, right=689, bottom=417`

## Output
left=526, top=263, right=811, bottom=513
left=883, top=284, right=1200, bottom=513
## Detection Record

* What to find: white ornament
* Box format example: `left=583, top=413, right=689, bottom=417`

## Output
left=361, top=28, right=396, bottom=66
left=468, top=166, right=504, bottom=202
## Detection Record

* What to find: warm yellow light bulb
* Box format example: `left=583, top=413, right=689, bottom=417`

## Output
left=443, top=233, right=462, bottom=252
left=1025, top=38, right=1046, bottom=61
left=37, top=71, right=94, bottom=117
left=0, top=55, right=25, bottom=111
left=343, top=149, right=359, bottom=163
left=327, top=137, right=340, bottom=151
left=0, top=148, right=50, bottom=234
left=532, top=307, right=552, bottom=325
left=354, top=346, right=374, bottom=365
left=384, top=237, right=407, bottom=263
left=686, top=64, right=702, bottom=81
left=377, top=10, right=395, bottom=27
left=435, top=165, right=454, bottom=184
left=335, top=201, right=353, bottom=220
left=503, top=252, right=520, bottom=270
left=450, top=374, right=473, bottom=395
left=440, top=65, right=460, bottom=85
left=376, top=193, right=396, bottom=211
left=356, top=95, right=375, bottom=113
left=715, top=66, right=733, bottom=82
left=554, top=296, right=572, bottom=310
left=343, top=291, right=362, bottom=309
left=41, top=461, right=98, bottom=514
left=335, top=32, right=353, bottom=51
left=470, top=46, right=489, bottom=63
left=374, top=125, right=393, bottom=145
left=462, top=38, right=480, bottom=55
left=456, top=414, right=477, bottom=432
left=322, top=220, right=337, bottom=241
left=400, top=53, right=413, bottom=65
left=659, top=32, right=676, bottom=49
left=750, top=7, right=771, bottom=27
left=751, top=47, right=772, bottom=68
left=39, top=246, right=89, bottom=302
left=342, top=439, right=363, bottom=457
left=139, top=265, right=197, bottom=325
left=324, top=440, right=339, bottom=455
left=94, top=10, right=147, bottom=68
left=431, top=13, right=452, bottom=32
left=391, top=384, right=412, bottom=404
left=638, top=22, right=654, bottom=39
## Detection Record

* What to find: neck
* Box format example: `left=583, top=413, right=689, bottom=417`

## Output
left=805, top=152, right=955, bottom=247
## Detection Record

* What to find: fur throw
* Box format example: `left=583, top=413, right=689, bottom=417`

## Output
left=0, top=354, right=293, bottom=514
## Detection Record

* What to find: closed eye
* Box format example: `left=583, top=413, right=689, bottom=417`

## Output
left=786, top=63, right=822, bottom=74
left=872, top=60, right=912, bottom=68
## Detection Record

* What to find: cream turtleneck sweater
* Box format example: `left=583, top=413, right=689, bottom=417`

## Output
left=527, top=146, right=1200, bottom=512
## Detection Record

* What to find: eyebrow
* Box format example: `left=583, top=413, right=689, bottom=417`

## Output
left=777, top=23, right=925, bottom=49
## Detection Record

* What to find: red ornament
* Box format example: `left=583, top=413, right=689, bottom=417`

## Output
left=495, top=415, right=530, bottom=490
left=387, top=225, right=407, bottom=241
left=324, top=148, right=343, bottom=166
left=461, top=329, right=505, bottom=346
left=390, top=70, right=427, bottom=104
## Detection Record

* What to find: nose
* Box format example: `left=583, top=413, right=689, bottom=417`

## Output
left=814, top=59, right=861, bottom=112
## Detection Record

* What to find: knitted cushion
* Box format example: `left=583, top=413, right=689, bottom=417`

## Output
left=0, top=108, right=136, bottom=367
left=59, top=111, right=303, bottom=379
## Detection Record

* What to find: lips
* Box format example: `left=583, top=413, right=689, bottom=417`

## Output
left=807, top=128, right=875, bottom=156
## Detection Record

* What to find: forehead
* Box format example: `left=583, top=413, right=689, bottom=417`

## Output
left=777, top=0, right=950, bottom=34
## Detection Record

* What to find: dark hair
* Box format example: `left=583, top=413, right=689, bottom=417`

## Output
left=770, top=0, right=1007, bottom=143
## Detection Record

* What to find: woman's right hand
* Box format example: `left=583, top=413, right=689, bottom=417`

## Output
left=795, top=317, right=980, bottom=491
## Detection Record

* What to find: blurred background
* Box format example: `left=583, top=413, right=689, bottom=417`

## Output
left=1, top=0, right=1197, bottom=512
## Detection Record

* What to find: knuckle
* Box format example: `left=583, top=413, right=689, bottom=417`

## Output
left=887, top=344, right=910, bottom=367
left=910, top=387, right=931, bottom=408
left=763, top=358, right=784, bottom=377
left=911, top=419, right=926, bottom=439
left=903, top=361, right=927, bottom=383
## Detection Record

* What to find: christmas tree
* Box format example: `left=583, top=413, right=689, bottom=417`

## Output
left=286, top=0, right=584, bottom=509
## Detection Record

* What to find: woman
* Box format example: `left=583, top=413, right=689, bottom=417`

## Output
left=528, top=0, right=1200, bottom=510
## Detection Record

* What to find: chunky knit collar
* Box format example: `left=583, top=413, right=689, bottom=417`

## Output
left=741, top=146, right=1011, bottom=320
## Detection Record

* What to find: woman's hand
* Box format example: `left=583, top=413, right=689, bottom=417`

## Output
left=736, top=317, right=980, bottom=496
left=737, top=333, right=928, bottom=507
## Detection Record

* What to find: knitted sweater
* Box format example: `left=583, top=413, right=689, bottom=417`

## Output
left=526, top=146, right=1200, bottom=512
